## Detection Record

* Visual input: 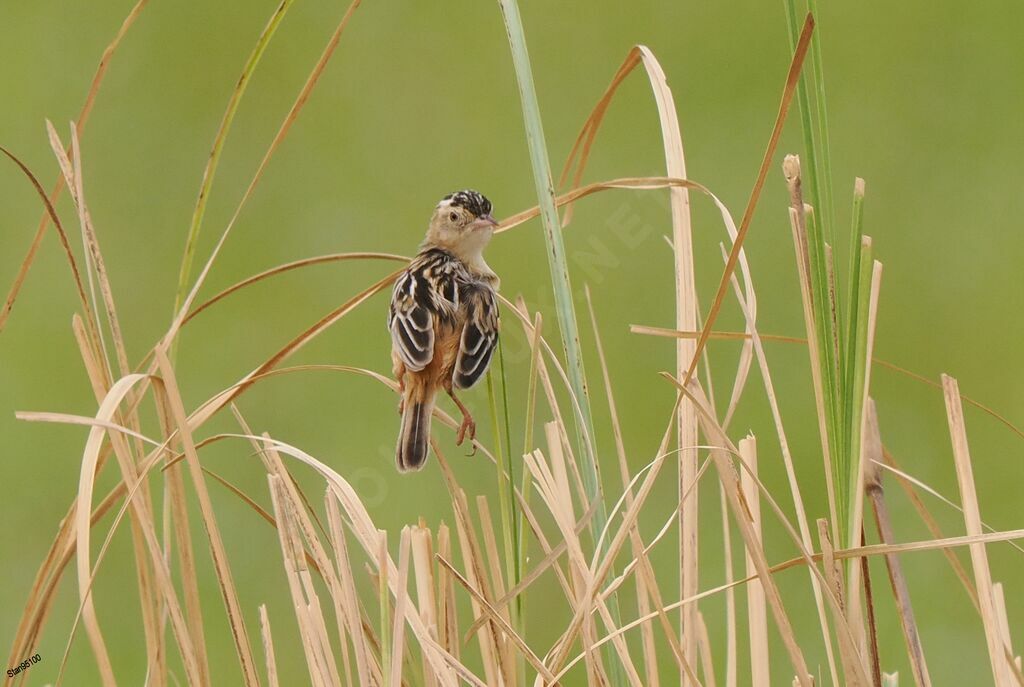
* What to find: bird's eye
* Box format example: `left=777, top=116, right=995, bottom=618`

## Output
left=449, top=212, right=459, bottom=222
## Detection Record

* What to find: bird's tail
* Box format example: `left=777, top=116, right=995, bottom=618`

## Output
left=397, top=379, right=435, bottom=472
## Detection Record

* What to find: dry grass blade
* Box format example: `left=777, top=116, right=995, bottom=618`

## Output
left=992, top=585, right=1023, bottom=687
left=70, top=318, right=165, bottom=686
left=554, top=45, right=701, bottom=668
left=557, top=519, right=1024, bottom=682
left=817, top=521, right=866, bottom=687
left=0, top=0, right=148, bottom=334
left=446, top=488, right=504, bottom=686
left=259, top=605, right=280, bottom=687
left=45, top=382, right=204, bottom=687
left=184, top=252, right=406, bottom=324
left=641, top=44, right=698, bottom=673
left=436, top=524, right=460, bottom=684
left=842, top=257, right=882, bottom=675
left=739, top=437, right=770, bottom=687
left=720, top=245, right=841, bottom=685
left=696, top=612, right=716, bottom=687
left=326, top=493, right=373, bottom=687
left=670, top=377, right=814, bottom=686
left=49, top=127, right=171, bottom=680
left=53, top=122, right=133, bottom=383
left=475, top=497, right=516, bottom=684
left=409, top=525, right=439, bottom=687
left=870, top=461, right=1024, bottom=559
left=0, top=146, right=93, bottom=331
left=268, top=475, right=332, bottom=687
left=721, top=483, right=737, bottom=687
left=683, top=13, right=814, bottom=385
left=863, top=402, right=932, bottom=687
left=69, top=373, right=150, bottom=687
left=189, top=269, right=401, bottom=428
left=390, top=529, right=412, bottom=687
left=847, top=259, right=882, bottom=555
left=632, top=324, right=1024, bottom=442
left=943, top=374, right=1012, bottom=686
left=786, top=173, right=840, bottom=549
left=154, top=350, right=261, bottom=685
left=544, top=396, right=691, bottom=682
left=435, top=555, right=553, bottom=682
left=585, top=285, right=663, bottom=686
left=156, top=397, right=212, bottom=686
left=236, top=434, right=487, bottom=686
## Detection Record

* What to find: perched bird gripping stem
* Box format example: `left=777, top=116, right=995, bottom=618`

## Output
left=387, top=190, right=500, bottom=471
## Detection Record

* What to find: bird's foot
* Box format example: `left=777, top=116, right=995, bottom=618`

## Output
left=455, top=414, right=476, bottom=450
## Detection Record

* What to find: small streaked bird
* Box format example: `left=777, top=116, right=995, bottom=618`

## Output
left=387, top=190, right=500, bottom=472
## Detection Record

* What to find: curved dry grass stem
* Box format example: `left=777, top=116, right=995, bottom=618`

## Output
left=0, top=147, right=94, bottom=335
left=631, top=324, right=1024, bottom=441
left=154, top=352, right=263, bottom=685
left=69, top=374, right=152, bottom=687
left=184, top=252, right=407, bottom=324
left=684, top=13, right=815, bottom=387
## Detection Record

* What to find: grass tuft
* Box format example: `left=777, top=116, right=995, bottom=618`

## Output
left=2, top=4, right=1021, bottom=687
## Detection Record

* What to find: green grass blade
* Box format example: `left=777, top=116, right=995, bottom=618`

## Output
left=517, top=311, right=542, bottom=646
left=172, top=0, right=296, bottom=346
left=846, top=236, right=874, bottom=544
left=496, top=2, right=621, bottom=680
left=842, top=179, right=866, bottom=480
left=806, top=0, right=836, bottom=235
left=495, top=0, right=606, bottom=546
left=497, top=342, right=520, bottom=612
left=783, top=0, right=823, bottom=225
left=486, top=357, right=519, bottom=630
left=785, top=1, right=854, bottom=537
left=804, top=205, right=844, bottom=526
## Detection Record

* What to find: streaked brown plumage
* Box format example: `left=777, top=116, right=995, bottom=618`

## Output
left=388, top=190, right=500, bottom=472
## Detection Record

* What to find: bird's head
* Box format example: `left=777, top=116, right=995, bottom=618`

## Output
left=425, top=189, right=498, bottom=261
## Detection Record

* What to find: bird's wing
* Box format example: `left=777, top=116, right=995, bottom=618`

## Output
left=389, top=250, right=461, bottom=372
left=388, top=268, right=435, bottom=371
left=453, top=283, right=499, bottom=389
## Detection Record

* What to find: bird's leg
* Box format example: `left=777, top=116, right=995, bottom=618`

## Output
left=444, top=382, right=476, bottom=449
left=395, top=363, right=407, bottom=415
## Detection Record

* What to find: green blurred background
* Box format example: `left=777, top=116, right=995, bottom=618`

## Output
left=1, top=0, right=1021, bottom=683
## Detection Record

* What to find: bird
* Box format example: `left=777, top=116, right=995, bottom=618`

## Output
left=387, top=190, right=500, bottom=472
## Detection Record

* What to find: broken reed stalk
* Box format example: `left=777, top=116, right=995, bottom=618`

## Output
left=785, top=156, right=841, bottom=544
left=740, top=437, right=770, bottom=686
left=864, top=401, right=933, bottom=687
left=943, top=375, right=1014, bottom=686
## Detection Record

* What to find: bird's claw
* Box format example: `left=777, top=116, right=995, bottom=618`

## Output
left=455, top=416, right=476, bottom=449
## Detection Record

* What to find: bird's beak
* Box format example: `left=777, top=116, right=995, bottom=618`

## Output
left=470, top=213, right=499, bottom=230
